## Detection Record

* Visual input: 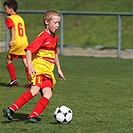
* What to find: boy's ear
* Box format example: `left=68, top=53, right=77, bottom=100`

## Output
left=45, top=20, right=49, bottom=25
left=9, top=7, right=14, bottom=12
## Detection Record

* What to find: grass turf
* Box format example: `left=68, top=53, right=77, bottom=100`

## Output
left=0, top=52, right=132, bottom=133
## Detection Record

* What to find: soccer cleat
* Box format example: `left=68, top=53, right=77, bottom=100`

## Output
left=25, top=117, right=42, bottom=124
left=2, top=108, right=14, bottom=121
left=6, top=79, right=18, bottom=87
left=24, top=82, right=32, bottom=89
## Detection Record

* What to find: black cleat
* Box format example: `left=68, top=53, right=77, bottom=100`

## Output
left=6, top=79, right=18, bottom=87
left=2, top=108, right=14, bottom=121
left=24, top=82, right=32, bottom=89
left=25, top=117, right=42, bottom=124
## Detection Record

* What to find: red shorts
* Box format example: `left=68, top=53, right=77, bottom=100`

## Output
left=33, top=74, right=53, bottom=89
left=7, top=54, right=26, bottom=59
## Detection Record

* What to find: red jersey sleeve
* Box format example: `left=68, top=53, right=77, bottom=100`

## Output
left=25, top=31, right=58, bottom=54
left=6, top=18, right=14, bottom=29
left=25, top=36, right=45, bottom=53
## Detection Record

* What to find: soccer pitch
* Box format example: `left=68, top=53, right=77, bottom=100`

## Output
left=0, top=52, right=132, bottom=133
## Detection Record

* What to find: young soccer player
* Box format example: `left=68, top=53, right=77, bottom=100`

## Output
left=2, top=10, right=65, bottom=124
left=3, top=0, right=30, bottom=87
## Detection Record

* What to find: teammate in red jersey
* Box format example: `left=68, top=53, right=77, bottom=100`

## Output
left=3, top=10, right=65, bottom=124
left=3, top=0, right=30, bottom=87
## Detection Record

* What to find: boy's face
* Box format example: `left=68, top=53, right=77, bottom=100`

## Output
left=4, top=5, right=12, bottom=16
left=46, top=15, right=61, bottom=34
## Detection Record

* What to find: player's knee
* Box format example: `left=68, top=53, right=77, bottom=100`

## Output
left=6, top=59, right=12, bottom=64
left=30, top=86, right=40, bottom=96
left=30, top=91, right=38, bottom=97
left=43, top=89, right=53, bottom=100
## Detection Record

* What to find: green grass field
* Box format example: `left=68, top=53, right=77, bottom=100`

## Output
left=0, top=52, right=132, bottom=133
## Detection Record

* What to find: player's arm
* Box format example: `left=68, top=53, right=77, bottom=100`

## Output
left=6, top=18, right=15, bottom=47
left=26, top=50, right=36, bottom=76
left=8, top=27, right=15, bottom=47
left=55, top=54, right=65, bottom=80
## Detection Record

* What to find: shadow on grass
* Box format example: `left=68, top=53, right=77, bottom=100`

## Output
left=1, top=112, right=29, bottom=124
left=0, top=82, right=20, bottom=88
left=0, top=82, right=7, bottom=87
left=50, top=122, right=60, bottom=124
left=14, top=112, right=29, bottom=121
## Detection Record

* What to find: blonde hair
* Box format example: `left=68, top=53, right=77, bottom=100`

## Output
left=43, top=10, right=61, bottom=27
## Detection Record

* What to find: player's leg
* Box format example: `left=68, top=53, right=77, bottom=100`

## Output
left=25, top=87, right=52, bottom=124
left=22, top=57, right=31, bottom=89
left=6, top=54, right=18, bottom=87
left=25, top=76, right=53, bottom=124
left=28, top=87, right=52, bottom=118
left=2, top=86, right=40, bottom=121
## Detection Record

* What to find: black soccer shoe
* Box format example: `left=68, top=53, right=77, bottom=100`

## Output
left=24, top=82, right=32, bottom=89
left=25, top=117, right=42, bottom=124
left=2, top=107, right=14, bottom=121
left=6, top=79, right=18, bottom=87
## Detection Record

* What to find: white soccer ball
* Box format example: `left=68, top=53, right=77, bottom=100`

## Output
left=54, top=106, right=73, bottom=124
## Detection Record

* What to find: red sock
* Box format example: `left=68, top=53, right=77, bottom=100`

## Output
left=28, top=97, right=49, bottom=118
left=7, top=63, right=16, bottom=80
left=25, top=67, right=30, bottom=82
left=9, top=90, right=33, bottom=112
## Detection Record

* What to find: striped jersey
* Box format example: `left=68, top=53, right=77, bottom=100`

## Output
left=25, top=30, right=58, bottom=86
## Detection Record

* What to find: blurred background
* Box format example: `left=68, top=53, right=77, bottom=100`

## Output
left=0, top=0, right=133, bottom=58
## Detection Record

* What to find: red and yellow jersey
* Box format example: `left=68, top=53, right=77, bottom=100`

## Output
left=6, top=14, right=28, bottom=55
left=25, top=30, right=58, bottom=86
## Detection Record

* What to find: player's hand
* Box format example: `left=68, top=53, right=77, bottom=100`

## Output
left=8, top=40, right=13, bottom=47
left=28, top=67, right=36, bottom=76
left=58, top=69, right=65, bottom=80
